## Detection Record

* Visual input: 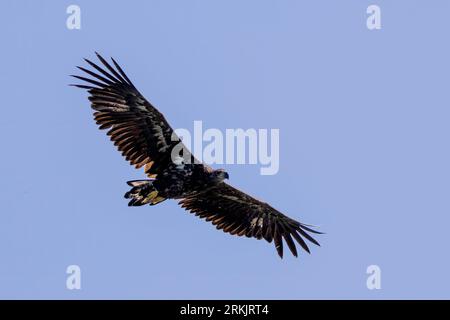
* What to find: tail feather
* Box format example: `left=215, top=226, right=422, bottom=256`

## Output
left=124, top=180, right=166, bottom=206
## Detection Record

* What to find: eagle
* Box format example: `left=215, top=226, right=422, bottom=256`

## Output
left=72, top=53, right=322, bottom=258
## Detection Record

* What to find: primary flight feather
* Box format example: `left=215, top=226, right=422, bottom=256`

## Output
left=72, top=53, right=322, bottom=258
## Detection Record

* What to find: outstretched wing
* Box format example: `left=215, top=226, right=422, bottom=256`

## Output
left=71, top=52, right=195, bottom=178
left=179, top=183, right=322, bottom=258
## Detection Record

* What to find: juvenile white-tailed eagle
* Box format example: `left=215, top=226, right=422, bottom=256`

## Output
left=72, top=53, right=322, bottom=258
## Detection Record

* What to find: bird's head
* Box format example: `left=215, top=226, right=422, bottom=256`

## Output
left=211, top=169, right=229, bottom=183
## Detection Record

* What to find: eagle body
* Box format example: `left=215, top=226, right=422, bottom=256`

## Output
left=126, top=163, right=228, bottom=205
left=155, top=163, right=229, bottom=198
left=72, top=53, right=322, bottom=258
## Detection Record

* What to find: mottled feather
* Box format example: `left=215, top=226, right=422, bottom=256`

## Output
left=179, top=183, right=321, bottom=258
left=72, top=52, right=195, bottom=177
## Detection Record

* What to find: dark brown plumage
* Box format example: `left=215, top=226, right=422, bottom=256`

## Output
left=179, top=183, right=321, bottom=258
left=72, top=53, right=322, bottom=258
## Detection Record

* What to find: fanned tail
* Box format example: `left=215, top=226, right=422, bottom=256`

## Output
left=124, top=180, right=166, bottom=206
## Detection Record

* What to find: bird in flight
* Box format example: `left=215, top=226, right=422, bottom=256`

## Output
left=72, top=53, right=322, bottom=258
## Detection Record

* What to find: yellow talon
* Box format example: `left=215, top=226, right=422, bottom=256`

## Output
left=151, top=196, right=166, bottom=205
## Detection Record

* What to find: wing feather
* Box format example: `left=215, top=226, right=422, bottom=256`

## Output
left=178, top=183, right=321, bottom=258
left=72, top=53, right=196, bottom=176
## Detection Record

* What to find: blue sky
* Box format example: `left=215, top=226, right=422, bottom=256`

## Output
left=0, top=1, right=449, bottom=299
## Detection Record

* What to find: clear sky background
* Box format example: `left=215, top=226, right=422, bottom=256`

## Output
left=0, top=1, right=449, bottom=299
